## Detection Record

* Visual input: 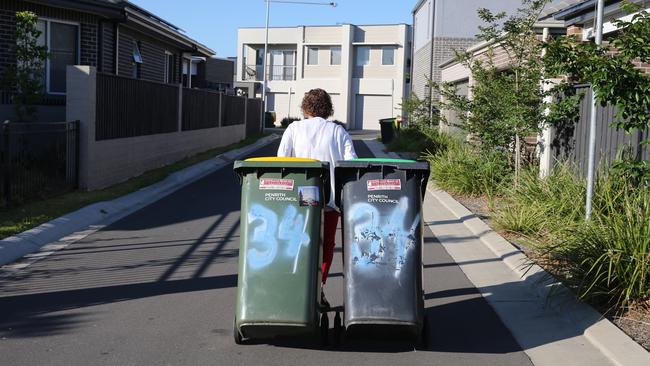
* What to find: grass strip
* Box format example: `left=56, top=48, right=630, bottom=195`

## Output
left=0, top=134, right=268, bottom=239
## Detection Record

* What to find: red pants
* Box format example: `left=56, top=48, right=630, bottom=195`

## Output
left=322, top=210, right=340, bottom=284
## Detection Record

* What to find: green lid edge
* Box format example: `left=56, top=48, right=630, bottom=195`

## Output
left=350, top=158, right=417, bottom=163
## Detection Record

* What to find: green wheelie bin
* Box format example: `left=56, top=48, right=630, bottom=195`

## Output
left=233, top=157, right=330, bottom=344
left=334, top=158, right=430, bottom=343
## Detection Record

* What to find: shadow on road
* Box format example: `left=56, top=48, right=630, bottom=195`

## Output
left=0, top=273, right=237, bottom=338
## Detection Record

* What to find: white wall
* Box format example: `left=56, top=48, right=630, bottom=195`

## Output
left=237, top=24, right=409, bottom=129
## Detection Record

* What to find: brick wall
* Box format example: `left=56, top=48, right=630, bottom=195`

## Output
left=411, top=37, right=476, bottom=100
left=101, top=21, right=115, bottom=73
left=0, top=8, right=17, bottom=84
left=0, top=0, right=98, bottom=96
left=80, top=22, right=97, bottom=67
left=430, top=37, right=476, bottom=97
left=0, top=0, right=99, bottom=72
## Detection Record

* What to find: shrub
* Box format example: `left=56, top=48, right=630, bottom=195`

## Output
left=495, top=164, right=650, bottom=308
left=387, top=125, right=458, bottom=157
left=425, top=142, right=512, bottom=197
left=280, top=117, right=300, bottom=128
left=560, top=183, right=650, bottom=307
left=495, top=165, right=584, bottom=239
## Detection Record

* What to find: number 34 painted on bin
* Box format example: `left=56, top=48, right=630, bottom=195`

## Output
left=246, top=203, right=310, bottom=273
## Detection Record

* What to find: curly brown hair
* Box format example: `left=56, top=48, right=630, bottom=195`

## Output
left=301, top=88, right=333, bottom=119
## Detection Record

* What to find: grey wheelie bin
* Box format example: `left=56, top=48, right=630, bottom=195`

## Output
left=232, top=157, right=332, bottom=345
left=334, top=158, right=430, bottom=342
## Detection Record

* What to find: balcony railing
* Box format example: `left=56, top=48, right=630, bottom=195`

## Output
left=243, top=64, right=296, bottom=81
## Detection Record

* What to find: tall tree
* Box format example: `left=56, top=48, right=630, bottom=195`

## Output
left=435, top=0, right=551, bottom=184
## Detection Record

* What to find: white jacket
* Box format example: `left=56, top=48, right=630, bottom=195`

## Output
left=277, top=117, right=357, bottom=209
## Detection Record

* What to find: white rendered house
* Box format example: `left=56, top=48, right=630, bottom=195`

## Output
left=237, top=24, right=411, bottom=130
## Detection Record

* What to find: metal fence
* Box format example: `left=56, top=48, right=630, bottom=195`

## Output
left=552, top=84, right=650, bottom=176
left=1, top=121, right=79, bottom=207
left=221, top=95, right=247, bottom=127
left=96, top=73, right=255, bottom=138
left=246, top=98, right=262, bottom=137
left=96, top=73, right=179, bottom=140
left=182, top=88, right=221, bottom=131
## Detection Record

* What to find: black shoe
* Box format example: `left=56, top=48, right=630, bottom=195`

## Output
left=320, top=289, right=331, bottom=311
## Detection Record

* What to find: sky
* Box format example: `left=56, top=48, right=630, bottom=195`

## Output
left=129, top=0, right=414, bottom=57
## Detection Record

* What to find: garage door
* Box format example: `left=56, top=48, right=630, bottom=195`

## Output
left=354, top=95, right=393, bottom=130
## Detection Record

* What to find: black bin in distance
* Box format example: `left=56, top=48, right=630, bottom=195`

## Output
left=379, top=118, right=397, bottom=144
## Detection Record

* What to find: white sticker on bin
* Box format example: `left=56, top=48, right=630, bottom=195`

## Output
left=367, top=179, right=401, bottom=191
left=259, top=178, right=294, bottom=190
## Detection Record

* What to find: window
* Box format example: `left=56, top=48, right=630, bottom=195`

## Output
left=164, top=51, right=174, bottom=83
left=307, top=47, right=318, bottom=65
left=269, top=50, right=295, bottom=80
left=330, top=46, right=341, bottom=65
left=382, top=47, right=395, bottom=65
left=36, top=19, right=79, bottom=94
left=355, top=46, right=369, bottom=66
left=132, top=41, right=143, bottom=79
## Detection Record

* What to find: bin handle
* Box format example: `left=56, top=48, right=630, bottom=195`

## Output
left=419, top=169, right=430, bottom=200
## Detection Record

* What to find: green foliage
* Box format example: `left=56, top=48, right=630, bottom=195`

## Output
left=280, top=116, right=300, bottom=128
left=560, top=182, right=650, bottom=307
left=425, top=141, right=513, bottom=197
left=2, top=11, right=48, bottom=122
left=496, top=165, right=585, bottom=239
left=434, top=0, right=553, bottom=182
left=545, top=2, right=650, bottom=137
left=401, top=93, right=441, bottom=128
left=496, top=164, right=650, bottom=308
left=387, top=125, right=457, bottom=157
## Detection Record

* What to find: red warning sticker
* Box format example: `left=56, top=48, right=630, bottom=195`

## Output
left=259, top=178, right=294, bottom=190
left=367, top=179, right=401, bottom=191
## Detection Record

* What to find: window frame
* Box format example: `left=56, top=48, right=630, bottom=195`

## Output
left=37, top=17, right=81, bottom=95
left=381, top=46, right=395, bottom=66
left=330, top=46, right=341, bottom=65
left=132, top=40, right=143, bottom=79
left=306, top=47, right=319, bottom=66
left=164, top=51, right=174, bottom=84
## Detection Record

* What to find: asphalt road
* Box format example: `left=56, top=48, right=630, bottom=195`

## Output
left=0, top=139, right=533, bottom=366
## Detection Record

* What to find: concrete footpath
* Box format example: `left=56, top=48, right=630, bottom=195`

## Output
left=367, top=140, right=649, bottom=365
left=0, top=134, right=280, bottom=272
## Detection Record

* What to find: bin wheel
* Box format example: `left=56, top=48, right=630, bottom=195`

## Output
left=233, top=319, right=244, bottom=345
left=320, top=313, right=329, bottom=346
left=333, top=311, right=343, bottom=345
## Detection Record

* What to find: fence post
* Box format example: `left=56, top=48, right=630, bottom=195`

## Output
left=178, top=84, right=183, bottom=132
left=2, top=121, right=10, bottom=206
left=74, top=120, right=80, bottom=188
left=218, top=93, right=223, bottom=128
left=244, top=96, right=248, bottom=138
left=66, top=65, right=96, bottom=190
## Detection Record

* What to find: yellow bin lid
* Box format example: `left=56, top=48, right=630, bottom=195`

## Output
left=245, top=157, right=319, bottom=162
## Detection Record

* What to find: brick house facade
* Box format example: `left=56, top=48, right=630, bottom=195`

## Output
left=0, top=0, right=213, bottom=116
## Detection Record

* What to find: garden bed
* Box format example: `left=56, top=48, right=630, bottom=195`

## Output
left=450, top=192, right=650, bottom=351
